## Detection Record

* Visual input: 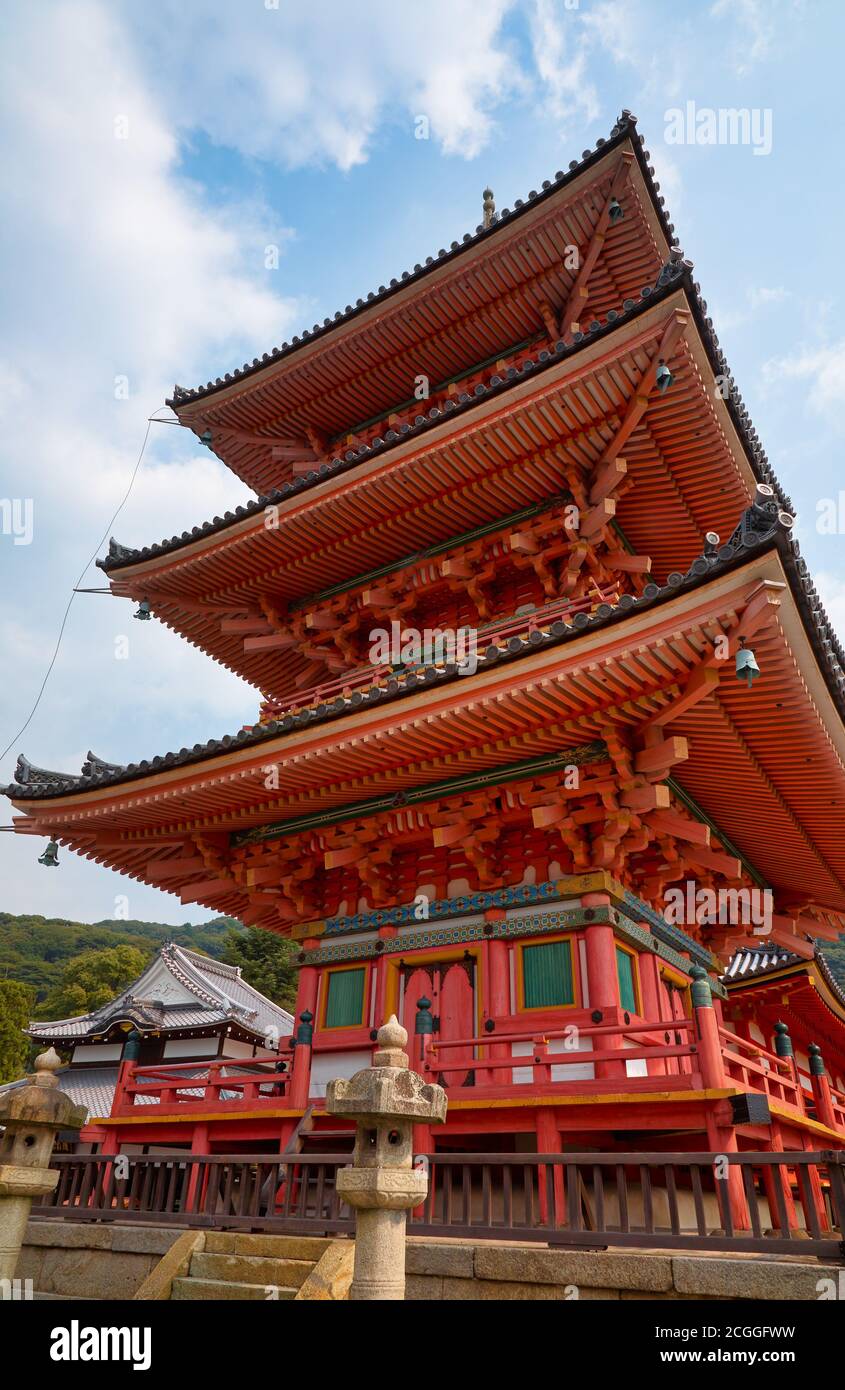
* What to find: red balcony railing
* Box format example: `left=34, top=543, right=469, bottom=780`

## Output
left=419, top=1018, right=699, bottom=1093
left=717, top=1027, right=805, bottom=1113
left=116, top=1058, right=290, bottom=1114
left=255, top=585, right=621, bottom=724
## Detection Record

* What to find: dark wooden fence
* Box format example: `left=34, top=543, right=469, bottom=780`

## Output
left=31, top=1150, right=845, bottom=1258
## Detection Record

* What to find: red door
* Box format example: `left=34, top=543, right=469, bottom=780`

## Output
left=400, top=957, right=476, bottom=1087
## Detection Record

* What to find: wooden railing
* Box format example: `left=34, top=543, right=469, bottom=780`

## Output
left=256, top=587, right=618, bottom=722
left=35, top=1153, right=351, bottom=1234
left=717, top=1027, right=805, bottom=1112
left=831, top=1084, right=845, bottom=1133
left=32, top=1151, right=845, bottom=1257
left=116, top=1058, right=291, bottom=1114
left=421, top=1018, right=699, bottom=1091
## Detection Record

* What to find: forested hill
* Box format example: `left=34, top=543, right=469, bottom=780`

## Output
left=0, top=911, right=243, bottom=1004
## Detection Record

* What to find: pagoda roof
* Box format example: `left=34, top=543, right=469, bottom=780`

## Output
left=13, top=507, right=836, bottom=798
left=101, top=260, right=789, bottom=581
left=96, top=268, right=798, bottom=701
left=7, top=515, right=845, bottom=943
left=165, top=112, right=676, bottom=493
left=26, top=942, right=293, bottom=1043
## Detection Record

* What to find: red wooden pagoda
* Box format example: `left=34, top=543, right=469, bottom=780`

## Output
left=6, top=113, right=845, bottom=1189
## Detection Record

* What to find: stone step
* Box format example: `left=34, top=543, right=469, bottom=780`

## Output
left=33, top=1291, right=99, bottom=1301
left=190, top=1251, right=314, bottom=1288
left=172, top=1277, right=297, bottom=1302
left=204, top=1232, right=332, bottom=1261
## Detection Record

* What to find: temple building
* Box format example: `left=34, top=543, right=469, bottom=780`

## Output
left=0, top=943, right=292, bottom=1152
left=5, top=112, right=845, bottom=1186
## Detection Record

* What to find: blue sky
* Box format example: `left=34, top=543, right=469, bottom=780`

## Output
left=1, top=0, right=843, bottom=925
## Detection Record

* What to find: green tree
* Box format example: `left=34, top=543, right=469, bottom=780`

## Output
left=222, top=926, right=298, bottom=1012
left=36, top=944, right=149, bottom=1019
left=0, top=979, right=36, bottom=1083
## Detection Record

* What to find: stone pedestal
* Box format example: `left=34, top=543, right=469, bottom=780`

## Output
left=326, top=1016, right=446, bottom=1300
left=0, top=1048, right=87, bottom=1282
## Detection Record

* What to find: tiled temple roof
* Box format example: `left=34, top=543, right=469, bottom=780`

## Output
left=724, top=945, right=845, bottom=1011
left=8, top=499, right=845, bottom=802
left=99, top=257, right=792, bottom=574
left=26, top=943, right=293, bottom=1039
left=165, top=111, right=674, bottom=410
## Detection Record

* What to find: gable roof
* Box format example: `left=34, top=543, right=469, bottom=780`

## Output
left=27, top=942, right=293, bottom=1043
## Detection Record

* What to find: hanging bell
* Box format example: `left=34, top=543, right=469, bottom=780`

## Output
left=608, top=196, right=623, bottom=224
left=133, top=599, right=152, bottom=621
left=655, top=359, right=673, bottom=393
left=38, top=840, right=60, bottom=868
left=736, top=637, right=761, bottom=688
left=199, top=430, right=213, bottom=447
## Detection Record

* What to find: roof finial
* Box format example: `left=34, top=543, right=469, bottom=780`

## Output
left=482, top=186, right=495, bottom=229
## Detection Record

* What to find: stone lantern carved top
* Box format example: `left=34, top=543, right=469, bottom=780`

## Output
left=33, top=1047, right=62, bottom=1087
left=325, top=1014, right=447, bottom=1125
left=372, top=1014, right=409, bottom=1068
left=0, top=1047, right=87, bottom=1133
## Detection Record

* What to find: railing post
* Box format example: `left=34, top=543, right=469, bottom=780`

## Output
left=773, top=1020, right=805, bottom=1110
left=583, top=909, right=626, bottom=1081
left=112, top=1028, right=142, bottom=1113
left=413, top=999, right=435, bottom=1187
left=289, top=1010, right=314, bottom=1108
left=808, top=1043, right=838, bottom=1131
left=691, top=967, right=726, bottom=1089
left=693, top=969, right=750, bottom=1232
left=486, top=937, right=512, bottom=1085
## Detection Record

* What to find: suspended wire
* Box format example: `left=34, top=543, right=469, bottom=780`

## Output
left=0, top=412, right=165, bottom=766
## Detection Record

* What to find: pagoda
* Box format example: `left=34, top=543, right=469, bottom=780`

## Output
left=6, top=112, right=845, bottom=1177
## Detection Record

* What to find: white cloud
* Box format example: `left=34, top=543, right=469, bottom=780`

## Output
left=528, top=0, right=600, bottom=129
left=128, top=0, right=521, bottom=168
left=709, top=0, right=775, bottom=74
left=762, top=342, right=845, bottom=418
left=0, top=2, right=303, bottom=920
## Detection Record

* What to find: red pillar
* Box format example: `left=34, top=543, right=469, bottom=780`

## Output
left=638, top=948, right=665, bottom=1076
left=692, top=966, right=749, bottom=1231
left=186, top=1122, right=209, bottom=1213
left=289, top=1015, right=313, bottom=1109
left=536, top=1107, right=564, bottom=1228
left=808, top=1043, right=838, bottom=1132
left=487, top=935, right=511, bottom=1085
left=582, top=899, right=625, bottom=1082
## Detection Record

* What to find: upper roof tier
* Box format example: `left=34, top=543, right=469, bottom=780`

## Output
left=99, top=267, right=793, bottom=701
left=167, top=112, right=675, bottom=495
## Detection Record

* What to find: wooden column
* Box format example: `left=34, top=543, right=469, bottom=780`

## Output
left=638, top=946, right=665, bottom=1076
left=808, top=1043, right=838, bottom=1131
left=582, top=896, right=625, bottom=1082
left=692, top=968, right=750, bottom=1231
left=487, top=934, right=511, bottom=1085
left=536, top=1107, right=564, bottom=1227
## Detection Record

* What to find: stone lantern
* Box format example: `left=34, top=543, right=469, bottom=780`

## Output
left=326, top=1014, right=446, bottom=1300
left=0, top=1047, right=87, bottom=1281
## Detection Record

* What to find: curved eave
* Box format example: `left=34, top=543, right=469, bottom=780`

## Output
left=9, top=548, right=845, bottom=926
left=101, top=265, right=790, bottom=586
left=100, top=284, right=789, bottom=698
